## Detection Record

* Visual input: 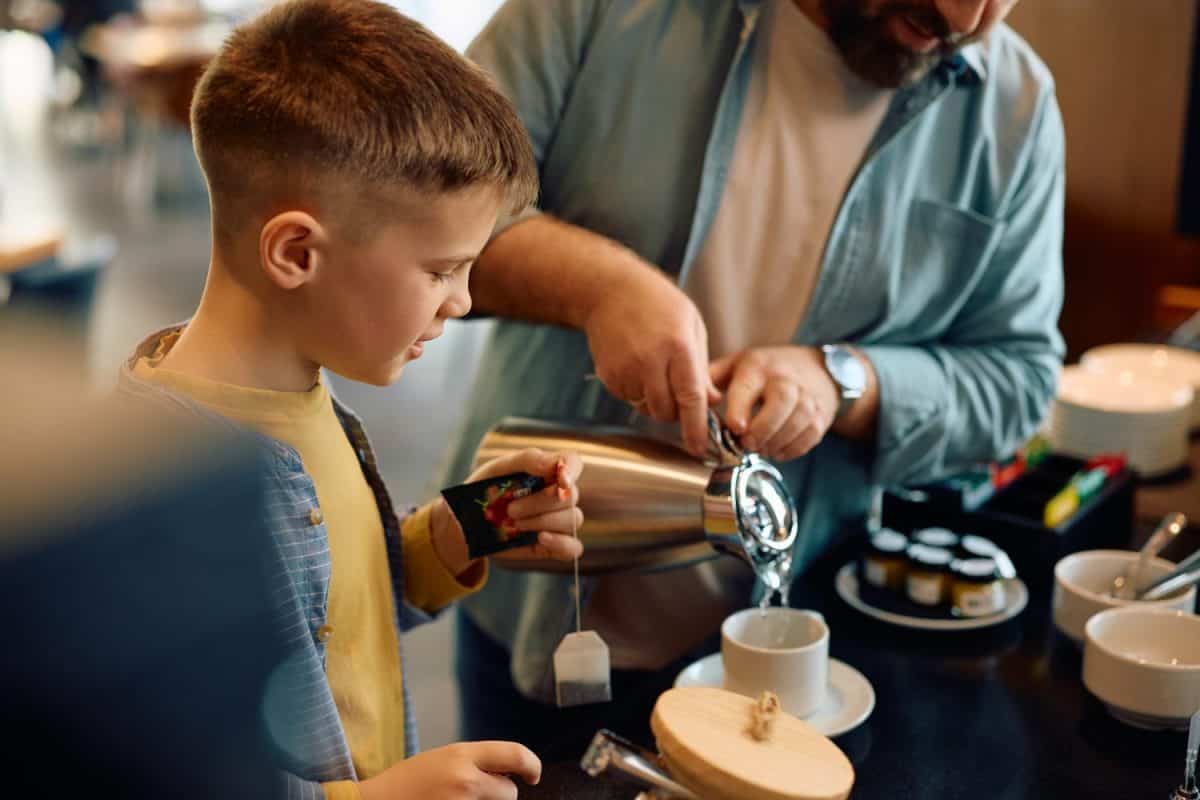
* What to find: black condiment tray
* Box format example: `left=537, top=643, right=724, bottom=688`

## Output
left=881, top=453, right=1135, bottom=597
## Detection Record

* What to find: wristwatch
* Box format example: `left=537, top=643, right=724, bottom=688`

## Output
left=821, top=344, right=866, bottom=420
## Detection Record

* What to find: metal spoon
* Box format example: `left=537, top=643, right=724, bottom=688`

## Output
left=1139, top=563, right=1200, bottom=602
left=1170, top=709, right=1198, bottom=800
left=1109, top=513, right=1188, bottom=599
left=1136, top=546, right=1200, bottom=601
left=1186, top=708, right=1198, bottom=794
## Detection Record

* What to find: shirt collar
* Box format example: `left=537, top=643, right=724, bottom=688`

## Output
left=951, top=42, right=988, bottom=83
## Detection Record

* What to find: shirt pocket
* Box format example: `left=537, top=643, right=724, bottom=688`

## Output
left=873, top=197, right=1005, bottom=337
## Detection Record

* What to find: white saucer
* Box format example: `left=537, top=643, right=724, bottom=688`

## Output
left=835, top=562, right=1028, bottom=631
left=673, top=653, right=875, bottom=738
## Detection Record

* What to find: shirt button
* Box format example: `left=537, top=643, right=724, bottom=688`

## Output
left=308, top=508, right=323, bottom=526
left=316, top=624, right=334, bottom=643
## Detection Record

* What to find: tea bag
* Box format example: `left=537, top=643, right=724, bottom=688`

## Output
left=554, top=492, right=611, bottom=707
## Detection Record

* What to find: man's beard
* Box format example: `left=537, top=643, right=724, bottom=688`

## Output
left=821, top=0, right=972, bottom=88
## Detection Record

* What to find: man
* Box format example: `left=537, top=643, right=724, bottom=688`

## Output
left=446, top=0, right=1064, bottom=757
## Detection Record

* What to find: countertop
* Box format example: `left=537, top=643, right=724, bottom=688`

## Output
left=526, top=440, right=1200, bottom=799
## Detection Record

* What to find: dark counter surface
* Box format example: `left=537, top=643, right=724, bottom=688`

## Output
left=526, top=441, right=1200, bottom=799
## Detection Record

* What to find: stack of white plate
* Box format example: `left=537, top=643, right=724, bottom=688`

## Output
left=1080, top=343, right=1200, bottom=430
left=1047, top=365, right=1193, bottom=477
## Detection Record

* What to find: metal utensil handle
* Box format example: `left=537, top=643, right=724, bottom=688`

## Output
left=1187, top=709, right=1199, bottom=791
left=581, top=730, right=698, bottom=798
left=1140, top=565, right=1200, bottom=602
left=1139, top=545, right=1200, bottom=600
left=1134, top=513, right=1189, bottom=591
left=1145, top=513, right=1189, bottom=557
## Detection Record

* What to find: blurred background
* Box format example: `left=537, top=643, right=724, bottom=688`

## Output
left=1, top=0, right=1198, bottom=766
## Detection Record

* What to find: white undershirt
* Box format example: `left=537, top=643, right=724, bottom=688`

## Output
left=687, top=0, right=894, bottom=358
left=586, top=0, right=893, bottom=671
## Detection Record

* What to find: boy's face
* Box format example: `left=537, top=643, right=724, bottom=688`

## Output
left=297, top=185, right=502, bottom=386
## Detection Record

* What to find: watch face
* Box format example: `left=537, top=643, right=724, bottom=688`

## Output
left=827, top=346, right=866, bottom=393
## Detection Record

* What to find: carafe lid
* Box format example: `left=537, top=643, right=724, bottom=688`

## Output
left=704, top=412, right=798, bottom=572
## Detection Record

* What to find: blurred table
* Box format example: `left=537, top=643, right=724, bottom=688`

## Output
left=0, top=0, right=62, bottom=33
left=82, top=18, right=226, bottom=127
left=526, top=471, right=1200, bottom=799
left=0, top=225, right=62, bottom=275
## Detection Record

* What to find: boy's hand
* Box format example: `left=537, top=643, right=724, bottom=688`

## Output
left=477, top=449, right=584, bottom=565
left=358, top=741, right=541, bottom=800
left=471, top=449, right=584, bottom=564
left=431, top=449, right=584, bottom=576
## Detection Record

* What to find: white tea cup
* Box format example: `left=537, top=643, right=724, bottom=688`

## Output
left=721, top=607, right=829, bottom=718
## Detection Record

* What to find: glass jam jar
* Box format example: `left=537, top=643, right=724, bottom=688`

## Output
left=861, top=529, right=909, bottom=591
left=905, top=544, right=954, bottom=606
left=950, top=557, right=1006, bottom=617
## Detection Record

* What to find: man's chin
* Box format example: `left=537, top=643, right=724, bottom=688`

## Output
left=826, top=14, right=947, bottom=88
left=843, top=45, right=940, bottom=88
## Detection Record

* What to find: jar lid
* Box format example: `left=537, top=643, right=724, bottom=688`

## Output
left=914, top=527, right=960, bottom=550
left=907, top=544, right=954, bottom=570
left=867, top=529, right=908, bottom=555
left=952, top=557, right=1000, bottom=583
left=959, top=535, right=999, bottom=559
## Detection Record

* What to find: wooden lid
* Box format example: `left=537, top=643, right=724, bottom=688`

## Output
left=651, top=688, right=854, bottom=800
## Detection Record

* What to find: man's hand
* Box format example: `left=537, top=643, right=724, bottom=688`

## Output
left=358, top=741, right=541, bottom=800
left=469, top=216, right=720, bottom=455
left=431, top=449, right=585, bottom=577
left=709, top=346, right=841, bottom=462
left=584, top=269, right=720, bottom=456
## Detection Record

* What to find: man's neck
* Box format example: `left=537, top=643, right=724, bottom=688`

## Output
left=159, top=261, right=319, bottom=393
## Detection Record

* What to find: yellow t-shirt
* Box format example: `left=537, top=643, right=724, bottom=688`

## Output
left=133, top=333, right=482, bottom=797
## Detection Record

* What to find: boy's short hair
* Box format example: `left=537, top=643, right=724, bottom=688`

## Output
left=191, top=0, right=537, bottom=243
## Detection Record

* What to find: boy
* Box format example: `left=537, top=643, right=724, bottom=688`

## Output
left=117, top=1, right=583, bottom=797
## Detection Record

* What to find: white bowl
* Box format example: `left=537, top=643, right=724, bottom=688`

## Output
left=1081, top=344, right=1200, bottom=429
left=1056, top=364, right=1194, bottom=414
left=1052, top=550, right=1196, bottom=644
left=1049, top=366, right=1193, bottom=476
left=1083, top=607, right=1200, bottom=729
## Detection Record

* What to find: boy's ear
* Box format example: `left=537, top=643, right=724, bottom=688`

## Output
left=259, top=211, right=329, bottom=290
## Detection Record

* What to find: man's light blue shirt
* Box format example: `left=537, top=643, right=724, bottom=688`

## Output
left=450, top=0, right=1065, bottom=700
